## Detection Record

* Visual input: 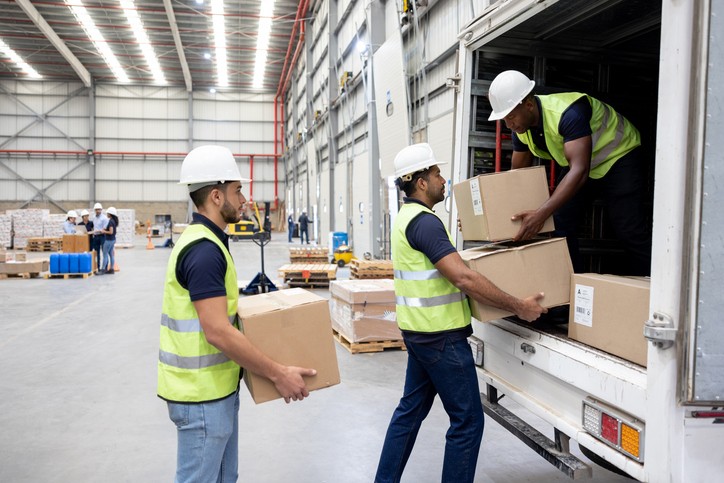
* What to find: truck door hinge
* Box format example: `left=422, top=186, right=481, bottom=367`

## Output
left=446, top=73, right=461, bottom=92
left=644, top=311, right=676, bottom=349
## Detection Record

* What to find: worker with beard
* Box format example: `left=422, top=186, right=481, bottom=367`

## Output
left=157, top=145, right=316, bottom=483
left=375, top=143, right=546, bottom=483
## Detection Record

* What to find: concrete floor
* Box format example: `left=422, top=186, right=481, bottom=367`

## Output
left=0, top=234, right=631, bottom=483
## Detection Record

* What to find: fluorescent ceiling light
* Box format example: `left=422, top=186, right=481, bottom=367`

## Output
left=120, top=0, right=166, bottom=84
left=252, top=0, right=275, bottom=89
left=0, top=39, right=42, bottom=79
left=211, top=0, right=228, bottom=87
left=66, top=0, right=129, bottom=83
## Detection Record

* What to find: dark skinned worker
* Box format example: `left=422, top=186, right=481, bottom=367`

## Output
left=488, top=70, right=652, bottom=275
left=375, top=143, right=546, bottom=483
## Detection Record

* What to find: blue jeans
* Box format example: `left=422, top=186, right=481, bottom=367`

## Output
left=167, top=391, right=240, bottom=483
left=375, top=336, right=484, bottom=483
left=299, top=228, right=308, bottom=244
left=101, top=239, right=115, bottom=271
left=288, top=225, right=294, bottom=242
left=92, top=236, right=103, bottom=270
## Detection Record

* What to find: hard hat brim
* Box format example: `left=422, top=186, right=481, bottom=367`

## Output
left=487, top=80, right=535, bottom=121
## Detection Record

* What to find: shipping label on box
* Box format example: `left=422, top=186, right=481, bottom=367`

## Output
left=568, top=274, right=650, bottom=367
left=238, top=288, right=340, bottom=404
left=459, top=237, right=572, bottom=322
left=453, top=166, right=555, bottom=242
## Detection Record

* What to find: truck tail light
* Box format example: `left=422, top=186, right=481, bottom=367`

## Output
left=582, top=397, right=644, bottom=462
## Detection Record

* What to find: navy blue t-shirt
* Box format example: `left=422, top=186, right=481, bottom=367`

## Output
left=512, top=96, right=593, bottom=153
left=400, top=198, right=472, bottom=347
left=176, top=213, right=229, bottom=302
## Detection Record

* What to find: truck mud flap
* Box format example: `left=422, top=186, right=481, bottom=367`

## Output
left=482, top=385, right=592, bottom=479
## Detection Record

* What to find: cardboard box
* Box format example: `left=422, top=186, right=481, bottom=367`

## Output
left=568, top=274, right=649, bottom=366
left=329, top=279, right=396, bottom=305
left=329, top=298, right=400, bottom=343
left=453, top=166, right=555, bottom=241
left=459, top=237, right=573, bottom=322
left=0, top=259, right=49, bottom=275
left=237, top=288, right=340, bottom=404
left=62, top=234, right=90, bottom=253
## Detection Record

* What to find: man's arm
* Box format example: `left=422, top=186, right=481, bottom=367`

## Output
left=435, top=251, right=546, bottom=322
left=512, top=135, right=591, bottom=240
left=194, top=296, right=317, bottom=403
left=511, top=149, right=534, bottom=169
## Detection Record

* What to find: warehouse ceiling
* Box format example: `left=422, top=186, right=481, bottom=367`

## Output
left=0, top=0, right=305, bottom=93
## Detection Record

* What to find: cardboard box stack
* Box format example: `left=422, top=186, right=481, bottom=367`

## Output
left=237, top=288, right=340, bottom=404
left=0, top=214, right=11, bottom=248
left=453, top=166, right=554, bottom=242
left=329, top=279, right=401, bottom=343
left=8, top=209, right=48, bottom=249
left=115, top=208, right=135, bottom=247
left=459, top=238, right=573, bottom=322
left=0, top=258, right=49, bottom=276
left=568, top=274, right=650, bottom=366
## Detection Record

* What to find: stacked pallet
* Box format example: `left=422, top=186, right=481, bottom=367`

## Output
left=289, top=246, right=329, bottom=263
left=26, top=237, right=63, bottom=252
left=0, top=258, right=49, bottom=279
left=0, top=214, right=11, bottom=248
left=278, top=263, right=337, bottom=288
left=8, top=209, right=48, bottom=249
left=115, top=208, right=136, bottom=248
left=42, top=214, right=68, bottom=238
left=329, top=279, right=405, bottom=354
left=350, top=259, right=394, bottom=279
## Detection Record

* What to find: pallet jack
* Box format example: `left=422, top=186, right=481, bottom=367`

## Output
left=240, top=202, right=278, bottom=295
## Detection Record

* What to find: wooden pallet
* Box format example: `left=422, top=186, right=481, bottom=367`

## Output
left=44, top=272, right=94, bottom=279
left=278, top=263, right=336, bottom=287
left=290, top=256, right=329, bottom=263
left=333, top=329, right=406, bottom=354
left=0, top=271, right=42, bottom=280
left=26, top=237, right=63, bottom=252
left=289, top=247, right=329, bottom=263
left=350, top=259, right=394, bottom=279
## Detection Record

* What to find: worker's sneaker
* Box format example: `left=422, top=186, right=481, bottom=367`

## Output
left=107, top=269, right=115, bottom=275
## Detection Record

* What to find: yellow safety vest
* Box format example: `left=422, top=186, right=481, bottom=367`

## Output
left=517, top=93, right=641, bottom=179
left=392, top=202, right=471, bottom=333
left=157, top=223, right=240, bottom=403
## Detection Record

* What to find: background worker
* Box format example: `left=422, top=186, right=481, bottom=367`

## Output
left=99, top=207, right=118, bottom=275
left=298, top=210, right=311, bottom=244
left=375, top=143, right=546, bottom=483
left=157, top=145, right=316, bottom=483
left=488, top=70, right=651, bottom=275
left=91, top=202, right=107, bottom=272
left=287, top=213, right=295, bottom=243
left=63, top=210, right=78, bottom=233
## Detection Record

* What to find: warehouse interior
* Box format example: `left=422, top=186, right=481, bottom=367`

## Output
left=1, top=0, right=664, bottom=481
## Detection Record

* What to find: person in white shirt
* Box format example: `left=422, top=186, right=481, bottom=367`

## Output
left=63, top=210, right=78, bottom=234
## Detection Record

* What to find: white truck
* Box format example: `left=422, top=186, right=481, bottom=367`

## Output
left=449, top=1, right=724, bottom=481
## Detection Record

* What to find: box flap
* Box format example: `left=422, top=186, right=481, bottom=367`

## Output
left=237, top=288, right=325, bottom=318
left=459, top=237, right=560, bottom=261
left=329, top=279, right=395, bottom=304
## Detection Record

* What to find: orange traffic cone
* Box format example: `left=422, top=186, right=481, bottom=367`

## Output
left=113, top=260, right=120, bottom=272
left=146, top=219, right=154, bottom=250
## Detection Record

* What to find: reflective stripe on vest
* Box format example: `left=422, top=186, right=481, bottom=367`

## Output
left=518, top=93, right=641, bottom=179
left=157, top=223, right=240, bottom=403
left=392, top=202, right=471, bottom=333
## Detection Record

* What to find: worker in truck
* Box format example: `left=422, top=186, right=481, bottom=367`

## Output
left=488, top=70, right=652, bottom=276
left=375, top=143, right=546, bottom=483
left=157, top=145, right=316, bottom=483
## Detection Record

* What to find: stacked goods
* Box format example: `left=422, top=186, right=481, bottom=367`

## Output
left=237, top=288, right=340, bottom=404
left=329, top=279, right=403, bottom=352
left=0, top=258, right=49, bottom=279
left=453, top=166, right=554, bottom=242
left=42, top=214, right=68, bottom=238
left=350, top=259, right=393, bottom=279
left=115, top=208, right=135, bottom=247
left=26, top=237, right=63, bottom=252
left=459, top=238, right=573, bottom=322
left=278, top=263, right=337, bottom=287
left=289, top=246, right=328, bottom=263
left=9, top=209, right=48, bottom=249
left=0, top=214, right=11, bottom=248
left=62, top=234, right=90, bottom=253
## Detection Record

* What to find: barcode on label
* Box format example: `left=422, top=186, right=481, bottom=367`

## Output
left=576, top=306, right=586, bottom=314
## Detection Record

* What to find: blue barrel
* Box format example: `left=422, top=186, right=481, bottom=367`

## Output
left=79, top=252, right=92, bottom=274
left=58, top=253, right=69, bottom=273
left=50, top=253, right=59, bottom=274
left=69, top=253, right=80, bottom=273
left=332, top=231, right=348, bottom=252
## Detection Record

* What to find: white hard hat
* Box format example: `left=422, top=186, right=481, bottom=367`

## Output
left=179, top=145, right=251, bottom=192
left=93, top=202, right=103, bottom=210
left=80, top=209, right=89, bottom=217
left=107, top=207, right=118, bottom=216
left=393, top=143, right=446, bottom=181
left=487, top=70, right=536, bottom=121
left=67, top=210, right=78, bottom=219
